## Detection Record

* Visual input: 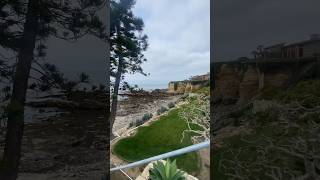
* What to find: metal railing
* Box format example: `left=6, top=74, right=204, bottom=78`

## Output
left=111, top=140, right=210, bottom=172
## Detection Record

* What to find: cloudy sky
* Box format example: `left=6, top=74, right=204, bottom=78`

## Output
left=2, top=1, right=209, bottom=89
left=0, top=7, right=107, bottom=86
left=45, top=7, right=107, bottom=85
left=46, top=36, right=106, bottom=85
left=214, top=0, right=320, bottom=61
left=125, top=0, right=210, bottom=89
left=3, top=0, right=320, bottom=89
left=45, top=0, right=210, bottom=89
left=45, top=0, right=320, bottom=88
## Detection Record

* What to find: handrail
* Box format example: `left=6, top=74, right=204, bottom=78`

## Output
left=110, top=140, right=209, bottom=172
left=120, top=169, right=133, bottom=180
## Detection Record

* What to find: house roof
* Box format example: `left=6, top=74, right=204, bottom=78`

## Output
left=284, top=38, right=320, bottom=47
left=263, top=35, right=320, bottom=50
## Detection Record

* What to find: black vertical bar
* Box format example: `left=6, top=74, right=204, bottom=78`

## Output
left=210, top=0, right=215, bottom=179
left=106, top=0, right=111, bottom=179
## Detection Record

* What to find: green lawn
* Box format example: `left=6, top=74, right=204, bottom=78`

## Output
left=192, top=86, right=210, bottom=95
left=113, top=108, right=200, bottom=174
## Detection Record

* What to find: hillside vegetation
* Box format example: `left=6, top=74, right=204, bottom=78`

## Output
left=113, top=88, right=210, bottom=175
left=213, top=80, right=320, bottom=179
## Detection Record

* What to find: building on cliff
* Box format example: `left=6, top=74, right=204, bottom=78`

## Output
left=262, top=34, right=320, bottom=59
left=190, top=72, right=210, bottom=81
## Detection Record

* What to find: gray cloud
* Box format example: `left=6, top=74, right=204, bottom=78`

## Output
left=0, top=6, right=107, bottom=86
left=125, top=0, right=210, bottom=89
left=214, top=0, right=320, bottom=61
left=47, top=36, right=106, bottom=84
left=46, top=6, right=107, bottom=85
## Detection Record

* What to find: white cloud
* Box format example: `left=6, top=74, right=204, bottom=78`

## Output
left=125, top=0, right=210, bottom=89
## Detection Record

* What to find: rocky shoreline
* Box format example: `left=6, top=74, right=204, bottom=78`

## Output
left=0, top=109, right=108, bottom=180
left=109, top=93, right=184, bottom=180
left=0, top=90, right=196, bottom=179
left=113, top=93, right=182, bottom=136
left=0, top=90, right=108, bottom=180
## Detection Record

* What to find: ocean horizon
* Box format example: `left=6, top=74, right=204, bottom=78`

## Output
left=131, top=83, right=168, bottom=91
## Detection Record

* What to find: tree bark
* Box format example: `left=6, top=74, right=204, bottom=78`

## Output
left=105, top=0, right=110, bottom=179
left=106, top=0, right=111, bottom=134
left=109, top=58, right=123, bottom=137
left=0, top=0, right=39, bottom=179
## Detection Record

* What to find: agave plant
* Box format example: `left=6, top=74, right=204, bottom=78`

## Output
left=149, top=159, right=185, bottom=180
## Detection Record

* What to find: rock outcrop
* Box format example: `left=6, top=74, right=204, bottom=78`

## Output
left=214, top=64, right=240, bottom=99
left=168, top=73, right=210, bottom=94
left=26, top=91, right=107, bottom=110
left=213, top=58, right=320, bottom=103
left=239, top=65, right=259, bottom=101
left=168, top=80, right=209, bottom=94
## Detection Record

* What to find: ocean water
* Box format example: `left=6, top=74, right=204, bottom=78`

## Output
left=136, top=83, right=168, bottom=91
left=115, top=83, right=167, bottom=101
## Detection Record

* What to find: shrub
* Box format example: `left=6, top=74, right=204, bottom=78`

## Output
left=129, top=121, right=135, bottom=127
left=254, top=110, right=279, bottom=126
left=157, top=106, right=168, bottom=115
left=258, top=86, right=282, bottom=100
left=28, top=83, right=37, bottom=90
left=192, top=86, right=210, bottom=95
left=134, top=113, right=153, bottom=127
left=149, top=159, right=185, bottom=180
left=233, top=118, right=241, bottom=127
left=181, top=94, right=189, bottom=100
left=99, top=84, right=106, bottom=91
left=78, top=72, right=90, bottom=83
left=136, top=119, right=144, bottom=126
left=142, top=113, right=153, bottom=122
left=91, top=85, right=97, bottom=91
left=63, top=80, right=78, bottom=92
left=168, top=102, right=175, bottom=108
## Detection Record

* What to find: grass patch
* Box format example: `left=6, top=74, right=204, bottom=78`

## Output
left=192, top=86, right=210, bottom=95
left=259, top=80, right=320, bottom=104
left=113, top=108, right=200, bottom=174
left=258, top=86, right=283, bottom=100
left=212, top=125, right=304, bottom=179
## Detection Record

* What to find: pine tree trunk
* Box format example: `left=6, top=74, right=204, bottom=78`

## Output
left=106, top=0, right=111, bottom=134
left=210, top=62, right=214, bottom=180
left=0, top=0, right=39, bottom=179
left=105, top=0, right=110, bottom=178
left=109, top=58, right=123, bottom=137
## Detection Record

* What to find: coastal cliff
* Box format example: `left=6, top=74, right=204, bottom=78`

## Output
left=168, top=80, right=209, bottom=93
left=213, top=58, right=320, bottom=102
